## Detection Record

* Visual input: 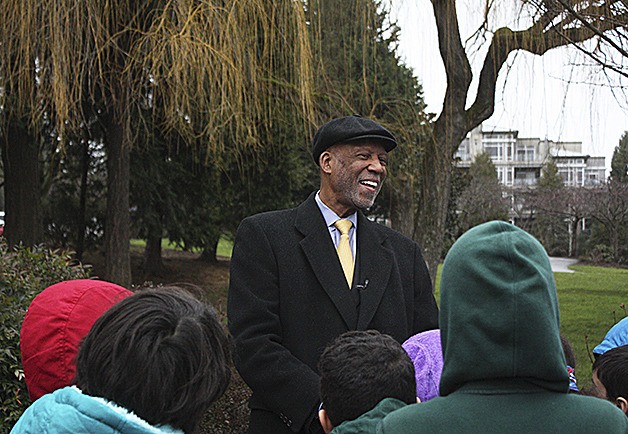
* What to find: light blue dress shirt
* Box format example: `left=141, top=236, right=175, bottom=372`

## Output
left=315, top=191, right=357, bottom=258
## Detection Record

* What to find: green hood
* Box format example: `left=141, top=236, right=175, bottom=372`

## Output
left=439, top=221, right=568, bottom=396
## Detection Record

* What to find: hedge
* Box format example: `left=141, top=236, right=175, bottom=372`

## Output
left=0, top=240, right=90, bottom=431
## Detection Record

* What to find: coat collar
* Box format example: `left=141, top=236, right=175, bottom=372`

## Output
left=295, top=193, right=393, bottom=330
left=355, top=211, right=393, bottom=329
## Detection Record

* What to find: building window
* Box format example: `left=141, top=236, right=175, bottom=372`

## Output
left=485, top=143, right=501, bottom=160
left=558, top=166, right=585, bottom=186
left=559, top=169, right=569, bottom=184
left=516, top=146, right=535, bottom=162
left=514, top=169, right=537, bottom=186
left=484, top=143, right=514, bottom=161
left=495, top=167, right=514, bottom=186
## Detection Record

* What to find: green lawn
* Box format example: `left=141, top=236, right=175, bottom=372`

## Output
left=435, top=264, right=628, bottom=391
left=555, top=265, right=628, bottom=390
left=130, top=237, right=234, bottom=258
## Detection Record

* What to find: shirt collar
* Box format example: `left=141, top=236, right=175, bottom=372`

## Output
left=315, top=191, right=358, bottom=229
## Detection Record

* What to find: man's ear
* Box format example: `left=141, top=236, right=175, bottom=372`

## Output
left=615, top=397, right=628, bottom=414
left=318, top=408, right=334, bottom=434
left=320, top=151, right=333, bottom=174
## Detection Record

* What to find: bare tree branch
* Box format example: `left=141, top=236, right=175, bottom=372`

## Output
left=555, top=0, right=628, bottom=58
left=431, top=0, right=473, bottom=154
left=466, top=1, right=627, bottom=128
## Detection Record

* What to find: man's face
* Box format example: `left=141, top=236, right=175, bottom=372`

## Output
left=322, top=142, right=388, bottom=216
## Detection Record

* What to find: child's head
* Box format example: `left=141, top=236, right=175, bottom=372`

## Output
left=20, top=279, right=133, bottom=400
left=593, top=317, right=628, bottom=358
left=75, top=287, right=232, bottom=433
left=318, top=330, right=416, bottom=431
left=402, top=329, right=443, bottom=402
left=592, top=344, right=628, bottom=414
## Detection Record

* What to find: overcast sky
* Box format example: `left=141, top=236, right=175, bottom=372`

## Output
left=389, top=0, right=628, bottom=174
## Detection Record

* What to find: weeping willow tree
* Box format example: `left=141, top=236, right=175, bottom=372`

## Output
left=0, top=0, right=314, bottom=285
left=414, top=0, right=627, bottom=279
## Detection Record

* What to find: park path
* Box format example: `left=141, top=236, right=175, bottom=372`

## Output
left=549, top=257, right=579, bottom=273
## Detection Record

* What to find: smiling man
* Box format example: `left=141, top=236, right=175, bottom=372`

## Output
left=319, top=141, right=387, bottom=216
left=227, top=115, right=438, bottom=434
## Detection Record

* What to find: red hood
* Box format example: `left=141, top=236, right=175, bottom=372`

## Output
left=20, top=279, right=132, bottom=400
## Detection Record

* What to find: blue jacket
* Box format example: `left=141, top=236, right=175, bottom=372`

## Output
left=11, top=386, right=183, bottom=434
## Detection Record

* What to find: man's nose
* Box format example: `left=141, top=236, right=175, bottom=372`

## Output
left=368, top=158, right=386, bottom=174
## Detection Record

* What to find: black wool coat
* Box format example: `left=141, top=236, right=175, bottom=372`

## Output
left=227, top=193, right=438, bottom=433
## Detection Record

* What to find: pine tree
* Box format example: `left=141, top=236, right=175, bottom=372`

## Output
left=538, top=161, right=565, bottom=189
left=455, top=152, right=508, bottom=232
left=610, top=132, right=628, bottom=183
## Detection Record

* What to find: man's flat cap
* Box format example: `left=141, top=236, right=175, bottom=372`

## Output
left=312, top=115, right=397, bottom=165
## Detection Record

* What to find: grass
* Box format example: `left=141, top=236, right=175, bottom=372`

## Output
left=434, top=264, right=628, bottom=391
left=130, top=237, right=234, bottom=258
left=555, top=265, right=628, bottom=390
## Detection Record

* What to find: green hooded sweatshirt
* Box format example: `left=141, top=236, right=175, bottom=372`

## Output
left=330, top=398, right=407, bottom=434
left=378, top=221, right=627, bottom=434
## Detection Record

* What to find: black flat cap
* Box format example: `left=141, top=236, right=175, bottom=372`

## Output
left=312, top=115, right=397, bottom=165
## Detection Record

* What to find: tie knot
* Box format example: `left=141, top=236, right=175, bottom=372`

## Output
left=334, top=219, right=353, bottom=235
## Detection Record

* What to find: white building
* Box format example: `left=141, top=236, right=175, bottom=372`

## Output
left=456, top=125, right=606, bottom=187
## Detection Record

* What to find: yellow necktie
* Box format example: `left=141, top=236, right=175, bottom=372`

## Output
left=334, top=219, right=354, bottom=288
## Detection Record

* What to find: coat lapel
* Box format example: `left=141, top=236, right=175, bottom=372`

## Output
left=296, top=194, right=358, bottom=329
left=356, top=213, right=393, bottom=330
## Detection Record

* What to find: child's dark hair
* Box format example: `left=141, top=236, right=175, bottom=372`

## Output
left=592, top=344, right=628, bottom=402
left=318, top=330, right=416, bottom=427
left=75, top=287, right=232, bottom=433
left=560, top=335, right=576, bottom=368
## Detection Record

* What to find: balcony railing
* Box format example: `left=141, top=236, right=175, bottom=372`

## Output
left=513, top=178, right=537, bottom=186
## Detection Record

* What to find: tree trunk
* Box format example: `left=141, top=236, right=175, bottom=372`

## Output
left=414, top=122, right=466, bottom=287
left=414, top=151, right=453, bottom=286
left=199, top=234, right=220, bottom=263
left=609, top=225, right=620, bottom=261
left=199, top=248, right=217, bottom=263
left=571, top=218, right=580, bottom=257
left=412, top=0, right=472, bottom=287
left=1, top=122, right=42, bottom=248
left=143, top=235, right=164, bottom=276
left=389, top=174, right=415, bottom=238
left=75, top=139, right=89, bottom=260
left=103, top=115, right=131, bottom=286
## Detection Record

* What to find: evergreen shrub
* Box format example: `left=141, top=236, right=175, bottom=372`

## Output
left=0, top=239, right=90, bottom=431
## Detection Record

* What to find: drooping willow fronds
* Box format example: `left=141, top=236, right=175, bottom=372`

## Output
left=135, top=0, right=315, bottom=151
left=0, top=0, right=315, bottom=157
